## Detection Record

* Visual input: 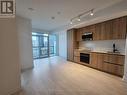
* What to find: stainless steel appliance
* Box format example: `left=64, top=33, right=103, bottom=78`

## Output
left=82, top=32, right=93, bottom=41
left=80, top=53, right=90, bottom=64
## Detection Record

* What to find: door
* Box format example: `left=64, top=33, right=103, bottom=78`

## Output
left=32, top=33, right=49, bottom=59
left=49, top=35, right=57, bottom=56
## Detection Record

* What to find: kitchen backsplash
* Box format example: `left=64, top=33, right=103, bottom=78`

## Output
left=79, top=39, right=126, bottom=55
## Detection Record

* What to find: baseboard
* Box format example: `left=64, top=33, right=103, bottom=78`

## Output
left=21, top=66, right=34, bottom=72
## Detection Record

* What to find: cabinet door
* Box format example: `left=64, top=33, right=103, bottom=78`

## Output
left=74, top=56, right=80, bottom=63
left=103, top=54, right=124, bottom=76
left=103, top=62, right=123, bottom=76
left=90, top=53, right=98, bottom=68
left=103, top=62, right=109, bottom=72
left=67, top=30, right=74, bottom=61
left=82, top=26, right=90, bottom=34
left=112, top=17, right=127, bottom=39
left=76, top=28, right=82, bottom=41
left=105, top=20, right=113, bottom=40
left=74, top=50, right=80, bottom=56
left=97, top=53, right=104, bottom=70
left=104, top=54, right=125, bottom=66
left=94, top=23, right=101, bottom=40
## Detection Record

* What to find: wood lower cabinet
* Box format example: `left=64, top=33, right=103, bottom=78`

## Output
left=90, top=52, right=98, bottom=68
left=67, top=29, right=78, bottom=61
left=90, top=53, right=104, bottom=70
left=103, top=62, right=123, bottom=76
left=74, top=56, right=80, bottom=63
left=103, top=54, right=124, bottom=76
left=90, top=52, right=125, bottom=77
left=97, top=53, right=104, bottom=70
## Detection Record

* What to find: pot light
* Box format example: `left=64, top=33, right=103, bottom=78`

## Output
left=77, top=17, right=81, bottom=21
left=70, top=21, right=73, bottom=25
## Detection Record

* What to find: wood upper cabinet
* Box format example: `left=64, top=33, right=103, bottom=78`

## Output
left=112, top=17, right=127, bottom=39
left=67, top=29, right=78, bottom=61
left=105, top=20, right=113, bottom=40
left=94, top=20, right=113, bottom=40
left=82, top=26, right=90, bottom=34
left=91, top=16, right=126, bottom=40
left=94, top=23, right=101, bottom=40
left=76, top=16, right=127, bottom=41
left=76, top=28, right=82, bottom=41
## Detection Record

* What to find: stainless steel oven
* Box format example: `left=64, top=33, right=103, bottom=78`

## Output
left=80, top=53, right=90, bottom=64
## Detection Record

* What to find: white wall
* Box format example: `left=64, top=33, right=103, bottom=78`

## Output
left=79, top=39, right=126, bottom=55
left=16, top=16, right=33, bottom=70
left=51, top=30, right=67, bottom=59
left=124, top=38, right=127, bottom=81
left=0, top=18, right=21, bottom=95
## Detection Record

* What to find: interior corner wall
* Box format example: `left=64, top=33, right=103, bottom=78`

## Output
left=51, top=30, right=67, bottom=59
left=124, top=37, right=127, bottom=81
left=0, top=18, right=21, bottom=95
left=16, top=16, right=33, bottom=70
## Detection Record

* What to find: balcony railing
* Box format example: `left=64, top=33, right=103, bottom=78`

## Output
left=33, top=46, right=54, bottom=59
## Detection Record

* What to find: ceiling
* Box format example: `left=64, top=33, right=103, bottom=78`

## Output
left=16, top=0, right=125, bottom=31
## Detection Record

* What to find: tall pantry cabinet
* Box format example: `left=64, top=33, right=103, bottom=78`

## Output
left=67, top=29, right=78, bottom=61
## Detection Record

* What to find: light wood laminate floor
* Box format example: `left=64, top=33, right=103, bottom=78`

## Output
left=15, top=56, right=127, bottom=95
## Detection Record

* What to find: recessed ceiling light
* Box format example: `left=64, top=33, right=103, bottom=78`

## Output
left=77, top=17, right=81, bottom=21
left=57, top=12, right=61, bottom=15
left=51, top=16, right=55, bottom=20
left=70, top=20, right=73, bottom=24
left=28, top=8, right=34, bottom=11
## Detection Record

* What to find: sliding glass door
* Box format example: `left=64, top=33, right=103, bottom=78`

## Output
left=32, top=32, right=56, bottom=59
left=49, top=35, right=57, bottom=57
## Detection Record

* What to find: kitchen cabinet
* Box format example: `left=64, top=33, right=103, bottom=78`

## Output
left=105, top=20, right=113, bottom=40
left=103, top=62, right=123, bottom=76
left=74, top=50, right=80, bottom=63
left=103, top=54, right=124, bottom=76
left=97, top=53, right=104, bottom=70
left=112, top=16, right=127, bottom=39
left=67, top=29, right=78, bottom=61
left=103, top=54, right=124, bottom=66
left=93, top=23, right=101, bottom=40
left=82, top=26, right=90, bottom=34
left=90, top=52, right=104, bottom=70
left=76, top=16, right=127, bottom=41
left=90, top=52, right=98, bottom=68
left=76, top=28, right=82, bottom=41
left=91, top=52, right=125, bottom=76
left=94, top=20, right=113, bottom=40
left=77, top=25, right=95, bottom=41
left=74, top=56, right=80, bottom=63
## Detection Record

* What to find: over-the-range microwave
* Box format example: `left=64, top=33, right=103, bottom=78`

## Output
left=82, top=32, right=93, bottom=41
